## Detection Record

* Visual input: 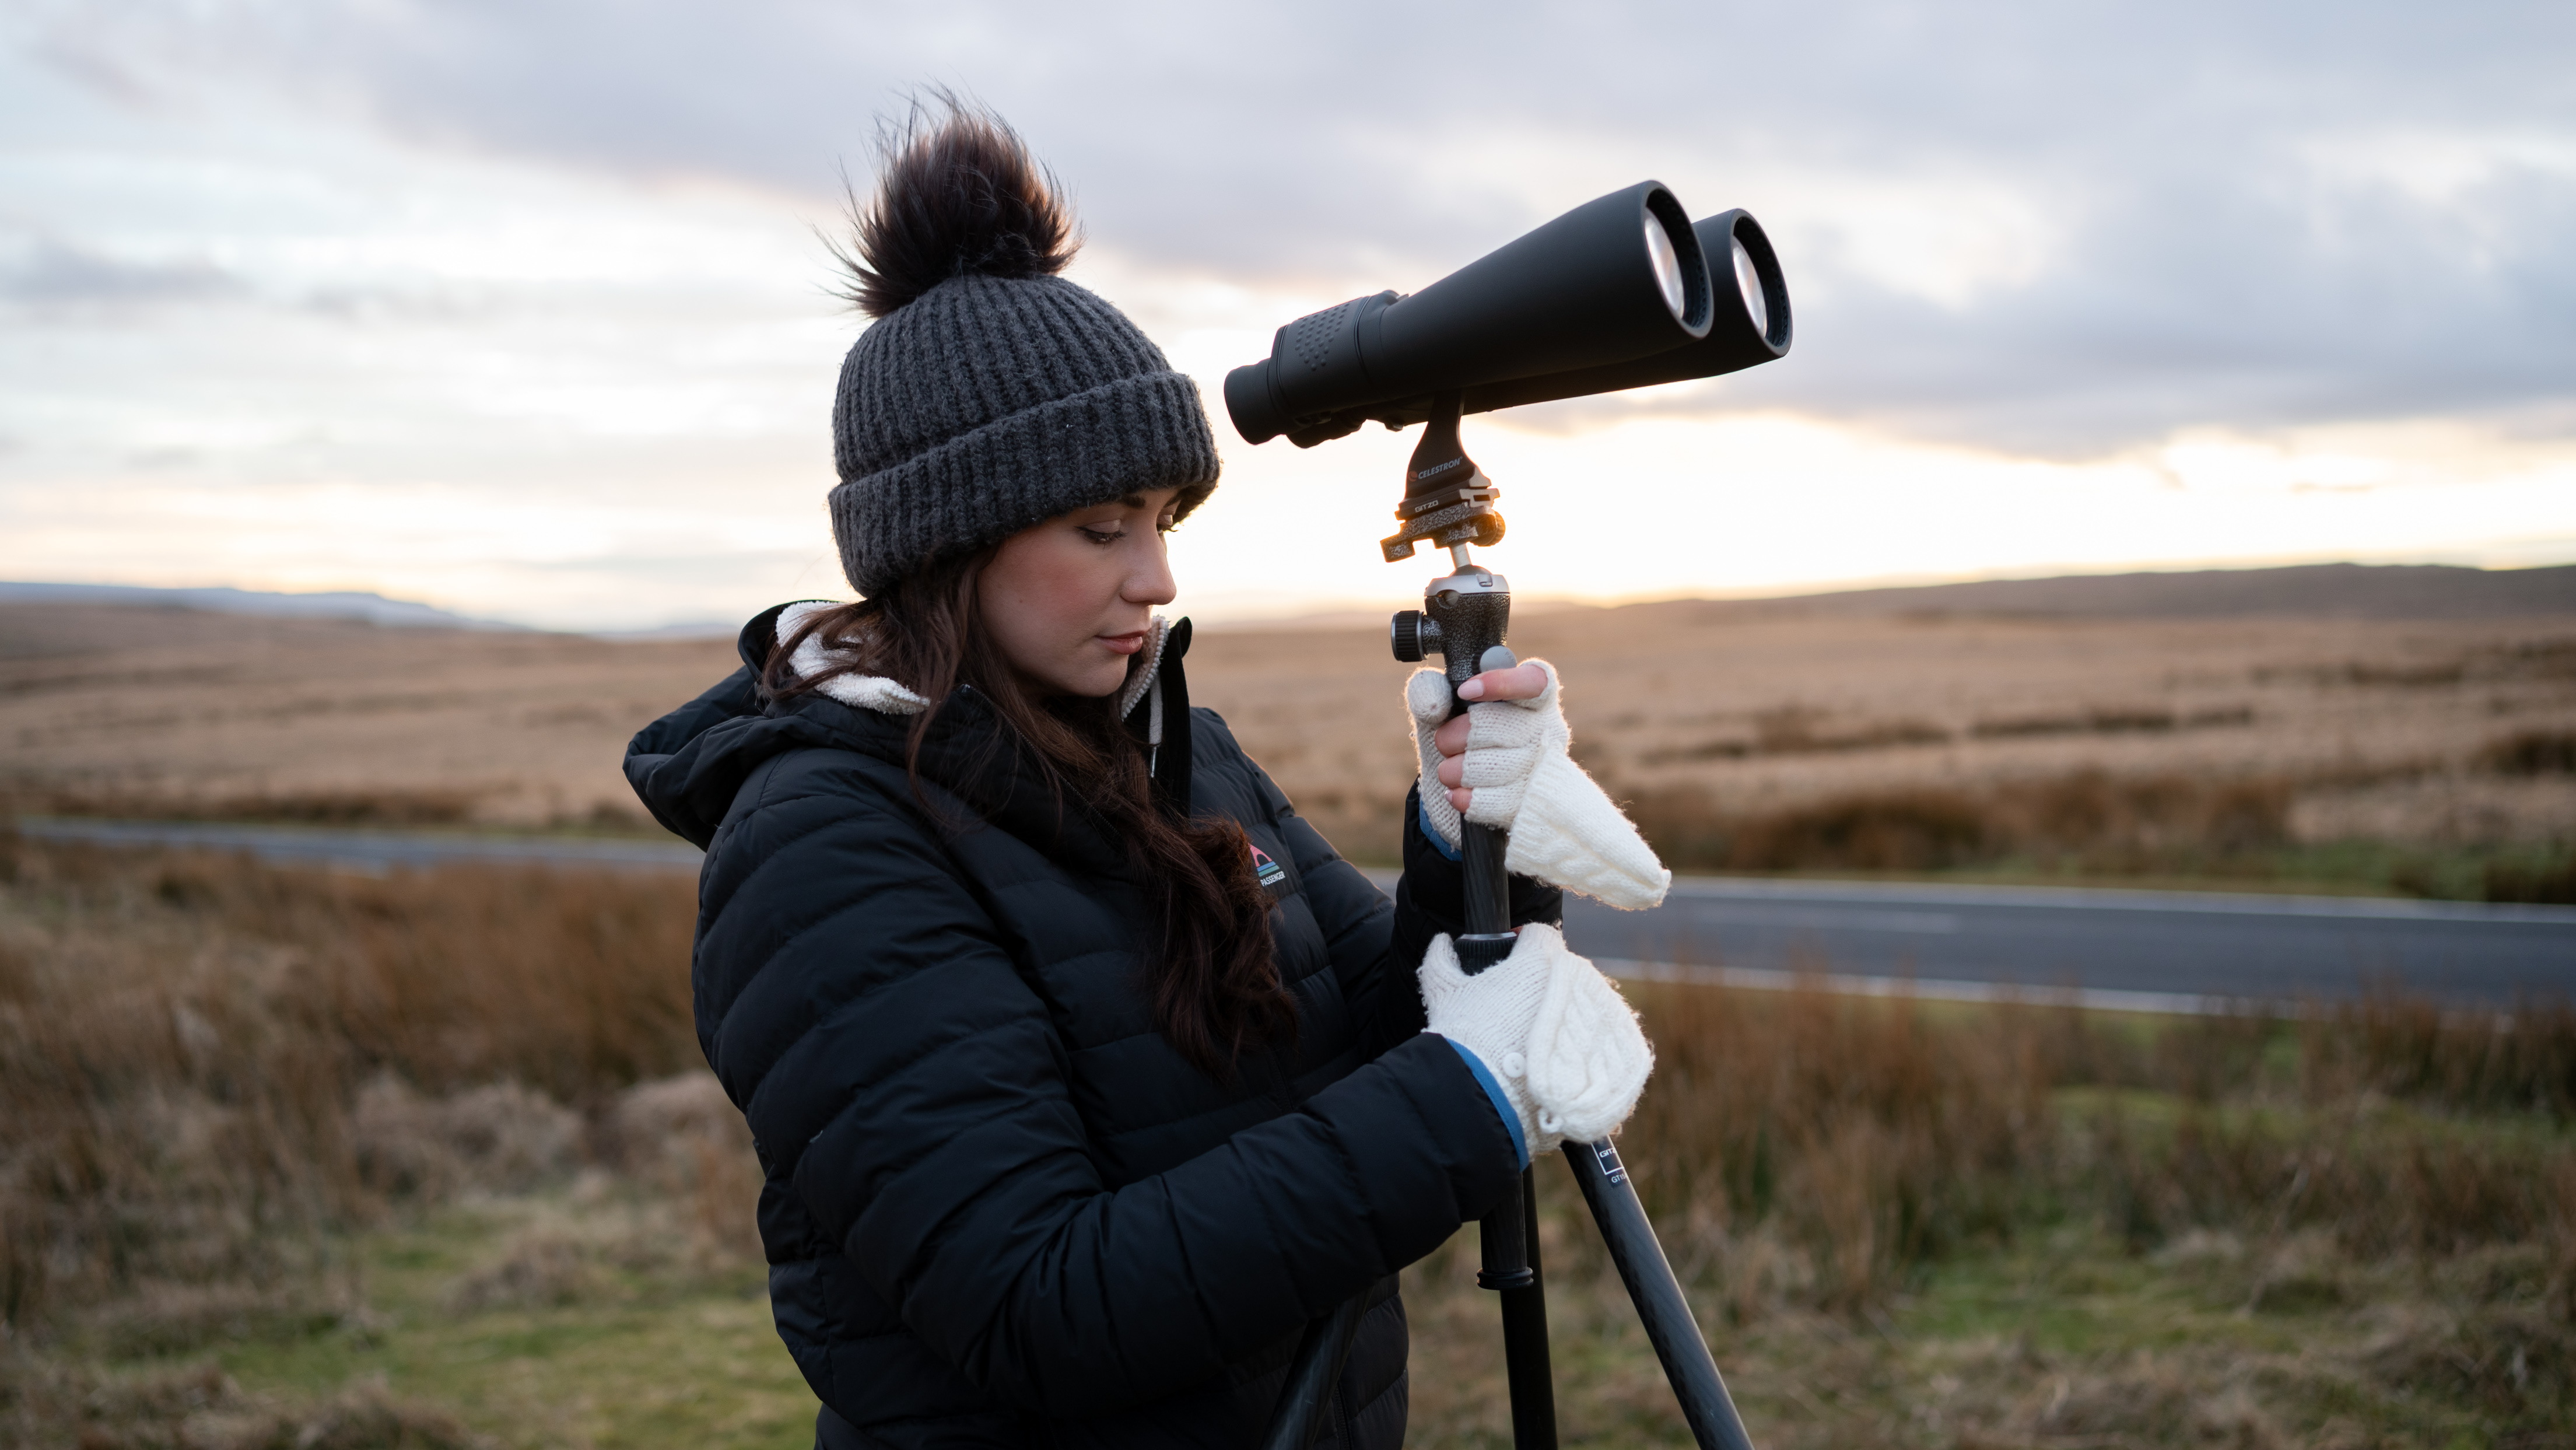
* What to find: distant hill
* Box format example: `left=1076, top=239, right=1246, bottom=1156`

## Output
left=5, top=562, right=2570, bottom=638
left=0, top=582, right=517, bottom=630
left=1685, top=562, right=2576, bottom=622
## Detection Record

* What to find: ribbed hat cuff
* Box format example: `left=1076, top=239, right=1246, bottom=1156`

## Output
left=830, top=370, right=1219, bottom=598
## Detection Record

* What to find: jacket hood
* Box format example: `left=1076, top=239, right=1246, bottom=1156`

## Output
left=622, top=603, right=843, bottom=848
left=622, top=602, right=1190, bottom=853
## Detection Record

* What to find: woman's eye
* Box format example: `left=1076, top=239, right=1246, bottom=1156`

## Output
left=1080, top=526, right=1125, bottom=545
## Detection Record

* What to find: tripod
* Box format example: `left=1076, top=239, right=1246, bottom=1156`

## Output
left=1261, top=395, right=1758, bottom=1450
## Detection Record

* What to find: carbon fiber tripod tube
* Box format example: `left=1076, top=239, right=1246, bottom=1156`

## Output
left=1565, top=1141, right=1757, bottom=1450
left=1439, top=579, right=1558, bottom=1450
left=1491, top=1161, right=1557, bottom=1448
left=1458, top=916, right=1555, bottom=1450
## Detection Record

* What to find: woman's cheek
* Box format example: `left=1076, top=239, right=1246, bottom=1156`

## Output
left=1024, top=551, right=1114, bottom=688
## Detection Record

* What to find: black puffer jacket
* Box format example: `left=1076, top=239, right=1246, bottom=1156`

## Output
left=625, top=608, right=1559, bottom=1448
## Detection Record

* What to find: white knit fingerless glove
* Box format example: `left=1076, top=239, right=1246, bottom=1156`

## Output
left=1407, top=661, right=1673, bottom=909
left=1408, top=668, right=1473, bottom=852
left=1418, top=931, right=1545, bottom=1150
left=1420, top=924, right=1656, bottom=1155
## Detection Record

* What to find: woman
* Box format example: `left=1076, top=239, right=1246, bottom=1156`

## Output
left=625, top=102, right=1666, bottom=1449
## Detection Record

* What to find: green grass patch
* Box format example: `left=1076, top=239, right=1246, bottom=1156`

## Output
left=68, top=1199, right=815, bottom=1450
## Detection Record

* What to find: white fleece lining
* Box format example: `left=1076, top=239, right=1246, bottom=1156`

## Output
left=776, top=601, right=930, bottom=717
left=1114, top=615, right=1172, bottom=737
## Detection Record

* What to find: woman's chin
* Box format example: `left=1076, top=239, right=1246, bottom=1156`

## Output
left=1037, top=659, right=1131, bottom=701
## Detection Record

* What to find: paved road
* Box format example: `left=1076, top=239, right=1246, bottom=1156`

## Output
left=1553, top=876, right=2575, bottom=1010
left=15, top=817, right=706, bottom=873
left=20, top=818, right=2571, bottom=1008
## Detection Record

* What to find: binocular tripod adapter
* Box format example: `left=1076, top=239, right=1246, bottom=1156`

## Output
left=1232, top=180, right=1792, bottom=1450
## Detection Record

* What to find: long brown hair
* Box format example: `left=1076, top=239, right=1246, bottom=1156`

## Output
left=762, top=551, right=1295, bottom=1078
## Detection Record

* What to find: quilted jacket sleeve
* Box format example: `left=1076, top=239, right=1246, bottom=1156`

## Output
left=693, top=750, right=1520, bottom=1420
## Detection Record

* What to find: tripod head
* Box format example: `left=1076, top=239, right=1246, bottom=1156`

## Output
left=1383, top=393, right=1517, bottom=699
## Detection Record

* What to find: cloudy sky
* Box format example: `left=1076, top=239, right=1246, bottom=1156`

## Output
left=4, top=1, right=2572, bottom=631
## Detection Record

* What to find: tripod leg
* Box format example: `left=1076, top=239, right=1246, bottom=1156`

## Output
left=1459, top=829, right=1558, bottom=1448
left=1493, top=1165, right=1557, bottom=1448
left=1564, top=1141, right=1757, bottom=1450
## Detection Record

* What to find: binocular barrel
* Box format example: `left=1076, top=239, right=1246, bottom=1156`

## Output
left=1225, top=184, right=1790, bottom=447
left=1459, top=210, right=1788, bottom=418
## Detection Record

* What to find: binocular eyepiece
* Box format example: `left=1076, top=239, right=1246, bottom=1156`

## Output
left=1224, top=180, right=1791, bottom=449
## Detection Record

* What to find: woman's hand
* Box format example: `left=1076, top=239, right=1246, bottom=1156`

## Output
left=1431, top=662, right=1551, bottom=812
left=1403, top=660, right=1671, bottom=909
left=1420, top=924, right=1655, bottom=1155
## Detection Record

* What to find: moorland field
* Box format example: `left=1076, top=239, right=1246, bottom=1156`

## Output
left=6, top=562, right=2574, bottom=898
left=2, top=563, right=2571, bottom=1447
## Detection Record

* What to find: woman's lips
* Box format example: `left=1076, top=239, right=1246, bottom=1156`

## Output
left=1098, top=631, right=1148, bottom=656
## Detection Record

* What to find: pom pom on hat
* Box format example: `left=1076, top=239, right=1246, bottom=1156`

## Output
left=832, top=94, right=1080, bottom=318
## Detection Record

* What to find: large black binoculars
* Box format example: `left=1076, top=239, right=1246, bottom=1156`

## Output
left=1224, top=180, right=1791, bottom=449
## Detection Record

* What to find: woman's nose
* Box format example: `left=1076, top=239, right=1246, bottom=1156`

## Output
left=1124, top=535, right=1178, bottom=607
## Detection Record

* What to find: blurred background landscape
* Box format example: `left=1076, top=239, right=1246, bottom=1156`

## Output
left=5, top=0, right=2574, bottom=1444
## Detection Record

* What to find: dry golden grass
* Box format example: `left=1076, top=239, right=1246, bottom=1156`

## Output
left=0, top=829, right=723, bottom=1333
left=0, top=604, right=737, bottom=830
left=3, top=833, right=2570, bottom=1445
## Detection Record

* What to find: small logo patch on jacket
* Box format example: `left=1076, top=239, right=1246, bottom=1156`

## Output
left=1250, top=844, right=1289, bottom=896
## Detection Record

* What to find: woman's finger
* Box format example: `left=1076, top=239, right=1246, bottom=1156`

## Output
left=1436, top=754, right=1465, bottom=789
left=1449, top=786, right=1474, bottom=811
left=1454, top=661, right=1549, bottom=703
left=1432, top=713, right=1471, bottom=758
left=1434, top=663, right=1550, bottom=759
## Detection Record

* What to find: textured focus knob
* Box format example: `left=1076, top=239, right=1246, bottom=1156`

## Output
left=1390, top=610, right=1435, bottom=662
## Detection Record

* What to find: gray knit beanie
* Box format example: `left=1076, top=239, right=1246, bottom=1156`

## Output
left=827, top=104, right=1218, bottom=599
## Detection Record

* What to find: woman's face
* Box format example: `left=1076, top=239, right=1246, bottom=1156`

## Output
left=977, top=486, right=1183, bottom=698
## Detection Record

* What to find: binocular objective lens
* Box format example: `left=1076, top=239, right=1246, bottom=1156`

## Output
left=1644, top=215, right=1687, bottom=320
left=1733, top=236, right=1768, bottom=338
